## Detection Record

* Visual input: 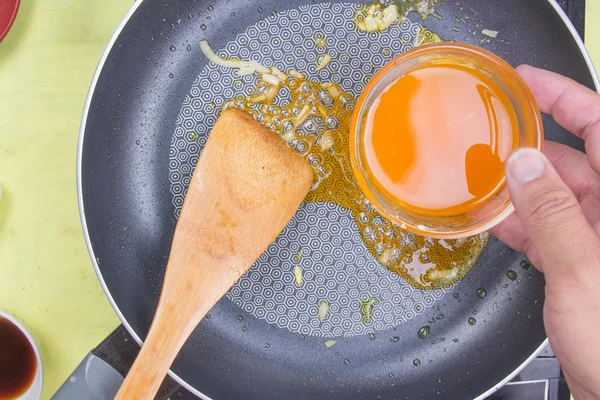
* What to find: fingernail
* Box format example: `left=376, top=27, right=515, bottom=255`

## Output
left=506, top=148, right=547, bottom=184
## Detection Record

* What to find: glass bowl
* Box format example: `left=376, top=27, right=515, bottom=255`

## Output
left=350, top=42, right=543, bottom=239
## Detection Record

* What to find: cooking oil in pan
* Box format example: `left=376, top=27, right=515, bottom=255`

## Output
left=217, top=67, right=487, bottom=290
left=200, top=24, right=487, bottom=290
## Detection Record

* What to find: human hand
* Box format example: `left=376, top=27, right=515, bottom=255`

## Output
left=490, top=65, right=600, bottom=400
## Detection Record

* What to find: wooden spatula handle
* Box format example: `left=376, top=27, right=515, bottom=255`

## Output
left=114, top=278, right=215, bottom=400
left=114, top=318, right=186, bottom=400
left=115, top=298, right=195, bottom=400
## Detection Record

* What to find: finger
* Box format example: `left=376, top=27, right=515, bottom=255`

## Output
left=491, top=140, right=600, bottom=258
left=544, top=141, right=600, bottom=225
left=516, top=65, right=600, bottom=175
left=516, top=65, right=600, bottom=139
left=504, top=147, right=600, bottom=284
left=489, top=213, right=540, bottom=264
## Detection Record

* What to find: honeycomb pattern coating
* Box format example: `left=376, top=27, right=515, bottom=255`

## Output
left=171, top=2, right=450, bottom=337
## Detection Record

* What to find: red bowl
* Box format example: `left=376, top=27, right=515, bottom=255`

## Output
left=0, top=0, right=20, bottom=43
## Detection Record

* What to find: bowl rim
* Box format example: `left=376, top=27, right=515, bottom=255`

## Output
left=349, top=42, right=544, bottom=239
left=0, top=310, right=44, bottom=400
left=0, top=0, right=20, bottom=43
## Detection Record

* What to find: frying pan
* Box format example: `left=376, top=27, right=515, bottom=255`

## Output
left=77, top=0, right=599, bottom=399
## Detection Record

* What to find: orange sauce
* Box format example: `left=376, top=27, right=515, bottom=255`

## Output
left=364, top=63, right=519, bottom=216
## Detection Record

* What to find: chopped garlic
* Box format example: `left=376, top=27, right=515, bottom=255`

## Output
left=199, top=40, right=269, bottom=76
left=281, top=131, right=295, bottom=142
left=316, top=54, right=332, bottom=71
left=318, top=131, right=335, bottom=151
left=482, top=29, right=499, bottom=38
left=293, top=265, right=303, bottom=286
left=324, top=340, right=337, bottom=348
left=262, top=73, right=281, bottom=86
left=317, top=300, right=329, bottom=321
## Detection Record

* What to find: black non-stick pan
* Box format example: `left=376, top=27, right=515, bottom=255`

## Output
left=77, top=1, right=599, bottom=399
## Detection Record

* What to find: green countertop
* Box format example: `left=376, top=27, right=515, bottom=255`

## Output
left=0, top=1, right=598, bottom=399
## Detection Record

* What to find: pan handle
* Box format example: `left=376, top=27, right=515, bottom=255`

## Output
left=51, top=353, right=122, bottom=400
left=51, top=325, right=183, bottom=400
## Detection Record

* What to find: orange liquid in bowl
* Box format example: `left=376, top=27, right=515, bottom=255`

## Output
left=364, top=63, right=519, bottom=216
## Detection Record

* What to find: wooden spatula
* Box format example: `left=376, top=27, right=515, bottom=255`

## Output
left=114, top=108, right=313, bottom=400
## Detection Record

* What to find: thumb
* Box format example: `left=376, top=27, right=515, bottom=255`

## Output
left=505, top=147, right=600, bottom=281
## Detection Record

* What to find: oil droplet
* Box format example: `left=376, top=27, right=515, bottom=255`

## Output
left=231, top=12, right=236, bottom=16
left=507, top=270, right=518, bottom=281
left=413, top=359, right=421, bottom=367
left=188, top=14, right=193, bottom=19
left=135, top=140, right=140, bottom=145
left=203, top=326, right=208, bottom=330
left=468, top=317, right=477, bottom=325
left=243, top=346, right=248, bottom=351
left=232, top=29, right=237, bottom=34
left=300, top=334, right=306, bottom=340
left=264, top=343, right=270, bottom=348
left=168, top=73, right=174, bottom=78
left=520, top=260, right=531, bottom=270
left=432, top=338, right=445, bottom=345
left=200, top=24, right=207, bottom=30
left=453, top=338, right=459, bottom=343
left=472, top=310, right=477, bottom=315
left=335, top=351, right=340, bottom=356
left=241, top=326, right=247, bottom=332
left=237, top=315, right=243, bottom=321
left=415, top=304, right=422, bottom=312
left=476, top=288, right=487, bottom=298
left=258, top=7, right=264, bottom=12
left=344, top=359, right=350, bottom=365
left=435, top=313, right=444, bottom=320
left=170, top=45, right=176, bottom=52
left=186, top=44, right=192, bottom=51
left=389, top=372, right=395, bottom=378
left=368, top=331, right=376, bottom=340
left=391, top=336, right=399, bottom=343
left=418, top=326, right=430, bottom=339
left=428, top=318, right=435, bottom=324
left=206, top=313, right=211, bottom=319
left=382, top=48, right=391, bottom=57
left=208, top=5, right=214, bottom=11
left=453, top=293, right=460, bottom=299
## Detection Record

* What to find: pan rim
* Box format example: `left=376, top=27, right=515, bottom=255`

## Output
left=76, top=1, right=599, bottom=399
